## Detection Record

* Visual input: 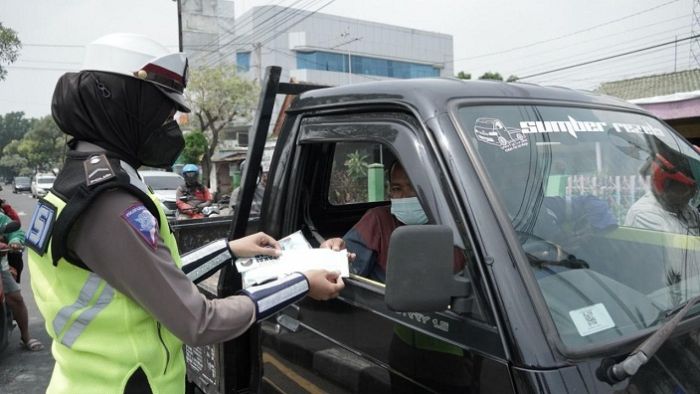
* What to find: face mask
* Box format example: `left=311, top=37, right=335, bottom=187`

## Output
left=137, top=120, right=185, bottom=168
left=391, top=197, right=428, bottom=225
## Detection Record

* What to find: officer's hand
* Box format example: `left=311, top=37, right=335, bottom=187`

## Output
left=9, top=242, right=22, bottom=251
left=320, top=238, right=356, bottom=262
left=304, top=269, right=344, bottom=300
left=228, top=232, right=281, bottom=258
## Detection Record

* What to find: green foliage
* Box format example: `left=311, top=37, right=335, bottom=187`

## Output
left=0, top=112, right=33, bottom=179
left=182, top=130, right=208, bottom=164
left=456, top=71, right=471, bottom=80
left=507, top=75, right=519, bottom=82
left=15, top=115, right=64, bottom=172
left=329, top=150, right=370, bottom=204
left=344, top=151, right=368, bottom=178
left=185, top=65, right=259, bottom=185
left=0, top=23, right=21, bottom=81
left=478, top=72, right=504, bottom=81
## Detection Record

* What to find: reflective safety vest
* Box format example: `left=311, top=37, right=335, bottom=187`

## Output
left=27, top=154, right=185, bottom=394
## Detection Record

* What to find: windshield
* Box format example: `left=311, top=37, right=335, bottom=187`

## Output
left=15, top=177, right=30, bottom=184
left=37, top=176, right=55, bottom=185
left=455, top=104, right=700, bottom=350
left=142, top=175, right=184, bottom=190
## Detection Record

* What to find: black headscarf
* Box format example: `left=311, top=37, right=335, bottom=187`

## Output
left=51, top=71, right=175, bottom=167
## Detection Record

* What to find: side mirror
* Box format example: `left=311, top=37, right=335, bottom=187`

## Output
left=385, top=225, right=472, bottom=313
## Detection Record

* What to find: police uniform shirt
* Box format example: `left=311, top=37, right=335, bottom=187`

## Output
left=68, top=189, right=256, bottom=346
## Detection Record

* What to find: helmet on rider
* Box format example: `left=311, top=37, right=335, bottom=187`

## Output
left=648, top=147, right=697, bottom=213
left=182, top=164, right=200, bottom=187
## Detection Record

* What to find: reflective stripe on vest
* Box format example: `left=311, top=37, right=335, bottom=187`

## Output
left=53, top=272, right=115, bottom=348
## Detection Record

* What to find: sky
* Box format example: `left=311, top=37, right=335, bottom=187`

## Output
left=0, top=0, right=693, bottom=118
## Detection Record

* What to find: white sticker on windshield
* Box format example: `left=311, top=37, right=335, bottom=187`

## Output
left=569, top=303, right=615, bottom=336
left=474, top=117, right=528, bottom=152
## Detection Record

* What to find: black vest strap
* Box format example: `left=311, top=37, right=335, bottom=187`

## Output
left=50, top=153, right=162, bottom=270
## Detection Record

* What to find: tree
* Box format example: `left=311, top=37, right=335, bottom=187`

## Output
left=181, top=130, right=209, bottom=165
left=456, top=71, right=471, bottom=80
left=506, top=75, right=519, bottom=82
left=185, top=65, right=258, bottom=185
left=15, top=115, right=65, bottom=172
left=0, top=23, right=21, bottom=81
left=0, top=111, right=32, bottom=179
left=478, top=72, right=503, bottom=81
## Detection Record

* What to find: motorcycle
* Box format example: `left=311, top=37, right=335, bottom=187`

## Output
left=0, top=220, right=21, bottom=354
left=176, top=196, right=220, bottom=220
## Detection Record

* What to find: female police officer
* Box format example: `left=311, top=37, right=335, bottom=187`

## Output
left=25, top=33, right=344, bottom=394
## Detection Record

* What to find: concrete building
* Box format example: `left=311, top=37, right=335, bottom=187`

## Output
left=208, top=5, right=454, bottom=85
left=179, top=0, right=236, bottom=67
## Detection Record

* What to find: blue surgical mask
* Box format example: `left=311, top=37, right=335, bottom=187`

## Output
left=391, top=197, right=428, bottom=225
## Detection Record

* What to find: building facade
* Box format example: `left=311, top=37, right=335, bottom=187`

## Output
left=228, top=5, right=453, bottom=85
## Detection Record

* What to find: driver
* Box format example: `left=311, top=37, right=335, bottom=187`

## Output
left=176, top=163, right=213, bottom=219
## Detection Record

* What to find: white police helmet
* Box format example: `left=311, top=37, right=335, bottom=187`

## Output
left=82, top=33, right=190, bottom=112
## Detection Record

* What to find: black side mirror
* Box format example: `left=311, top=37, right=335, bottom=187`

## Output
left=385, top=225, right=472, bottom=313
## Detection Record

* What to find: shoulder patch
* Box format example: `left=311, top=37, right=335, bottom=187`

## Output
left=121, top=204, right=159, bottom=249
left=25, top=200, right=57, bottom=255
left=83, top=154, right=115, bottom=187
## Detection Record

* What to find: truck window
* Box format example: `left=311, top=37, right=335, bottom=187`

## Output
left=328, top=142, right=390, bottom=205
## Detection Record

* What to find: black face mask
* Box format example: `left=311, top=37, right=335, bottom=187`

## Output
left=136, top=119, right=185, bottom=168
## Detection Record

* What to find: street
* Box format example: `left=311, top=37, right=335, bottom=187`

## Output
left=0, top=188, right=53, bottom=393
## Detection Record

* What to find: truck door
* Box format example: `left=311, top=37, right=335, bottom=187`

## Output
left=259, top=110, right=515, bottom=393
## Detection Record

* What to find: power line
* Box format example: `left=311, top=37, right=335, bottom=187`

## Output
left=510, top=26, right=689, bottom=77
left=520, top=34, right=699, bottom=80
left=202, top=0, right=337, bottom=68
left=454, top=0, right=681, bottom=63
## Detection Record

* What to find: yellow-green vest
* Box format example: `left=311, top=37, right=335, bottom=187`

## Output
left=28, top=190, right=185, bottom=394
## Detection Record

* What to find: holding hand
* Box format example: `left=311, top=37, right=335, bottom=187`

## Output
left=228, top=232, right=281, bottom=258
left=304, top=269, right=345, bottom=300
left=320, top=237, right=356, bottom=262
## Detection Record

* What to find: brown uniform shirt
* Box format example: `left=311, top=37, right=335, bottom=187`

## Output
left=69, top=183, right=255, bottom=347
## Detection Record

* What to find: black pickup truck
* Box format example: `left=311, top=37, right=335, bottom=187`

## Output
left=182, top=66, right=700, bottom=393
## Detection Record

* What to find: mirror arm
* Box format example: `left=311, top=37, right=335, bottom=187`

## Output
left=449, top=276, right=473, bottom=314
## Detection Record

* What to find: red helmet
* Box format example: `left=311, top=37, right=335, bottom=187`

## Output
left=650, top=153, right=697, bottom=211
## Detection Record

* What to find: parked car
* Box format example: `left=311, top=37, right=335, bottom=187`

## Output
left=12, top=176, right=30, bottom=194
left=181, top=67, right=700, bottom=393
left=31, top=174, right=56, bottom=198
left=138, top=170, right=184, bottom=219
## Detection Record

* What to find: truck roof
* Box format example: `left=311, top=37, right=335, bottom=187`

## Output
left=293, top=77, right=642, bottom=116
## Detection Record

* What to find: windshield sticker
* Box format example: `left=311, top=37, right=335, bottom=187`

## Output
left=569, top=303, right=615, bottom=336
left=475, top=117, right=666, bottom=149
left=519, top=117, right=665, bottom=139
left=474, top=117, right=528, bottom=152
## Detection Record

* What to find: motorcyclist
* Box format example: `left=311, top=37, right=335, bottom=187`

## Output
left=176, top=163, right=213, bottom=219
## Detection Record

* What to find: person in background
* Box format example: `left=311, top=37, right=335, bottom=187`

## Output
left=625, top=145, right=700, bottom=304
left=0, top=196, right=23, bottom=283
left=176, top=163, right=213, bottom=219
left=0, top=211, right=44, bottom=351
left=27, top=32, right=343, bottom=393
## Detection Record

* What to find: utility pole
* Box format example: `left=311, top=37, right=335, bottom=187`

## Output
left=255, top=42, right=262, bottom=82
left=691, top=0, right=700, bottom=68
left=337, top=29, right=362, bottom=84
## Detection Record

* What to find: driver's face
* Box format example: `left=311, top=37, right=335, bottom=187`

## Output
left=389, top=164, right=416, bottom=199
